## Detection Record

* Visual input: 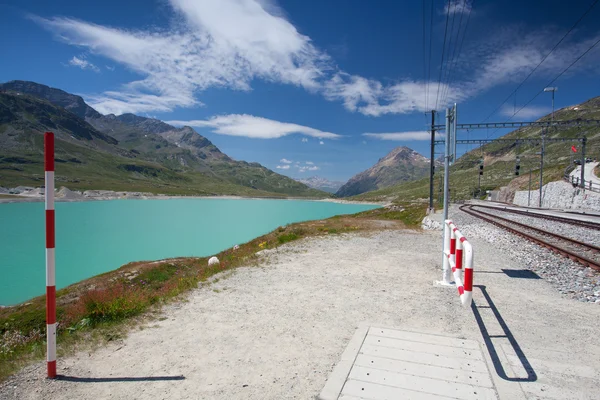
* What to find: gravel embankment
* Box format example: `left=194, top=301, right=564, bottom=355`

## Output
left=471, top=206, right=600, bottom=246
left=451, top=206, right=600, bottom=304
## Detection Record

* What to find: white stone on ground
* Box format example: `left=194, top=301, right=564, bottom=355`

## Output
left=208, top=256, right=219, bottom=266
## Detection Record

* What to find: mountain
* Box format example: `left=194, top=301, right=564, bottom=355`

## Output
left=335, top=146, right=433, bottom=197
left=296, top=176, right=345, bottom=193
left=351, top=96, right=600, bottom=203
left=0, top=81, right=326, bottom=198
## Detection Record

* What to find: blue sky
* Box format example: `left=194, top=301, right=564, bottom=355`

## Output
left=1, top=0, right=600, bottom=181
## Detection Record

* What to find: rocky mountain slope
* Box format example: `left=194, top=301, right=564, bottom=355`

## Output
left=335, top=146, right=433, bottom=197
left=296, top=176, right=345, bottom=193
left=352, top=96, right=600, bottom=203
left=0, top=81, right=325, bottom=197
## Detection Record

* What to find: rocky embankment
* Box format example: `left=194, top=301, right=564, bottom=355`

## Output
left=0, top=186, right=162, bottom=202
left=513, top=180, right=600, bottom=211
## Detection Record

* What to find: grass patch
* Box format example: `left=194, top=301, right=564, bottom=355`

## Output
left=352, top=202, right=428, bottom=229
left=277, top=232, right=298, bottom=244
left=0, top=205, right=404, bottom=382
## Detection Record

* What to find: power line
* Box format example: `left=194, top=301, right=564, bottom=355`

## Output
left=435, top=0, right=452, bottom=110
left=442, top=1, right=473, bottom=106
left=481, top=0, right=599, bottom=124
left=422, top=0, right=427, bottom=112
left=439, top=1, right=463, bottom=106
left=505, top=35, right=600, bottom=124
left=426, top=0, right=434, bottom=110
left=486, top=35, right=600, bottom=140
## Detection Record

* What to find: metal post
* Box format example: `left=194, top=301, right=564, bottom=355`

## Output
left=580, top=137, right=587, bottom=189
left=528, top=164, right=532, bottom=207
left=551, top=90, right=555, bottom=125
left=429, top=110, right=436, bottom=211
left=44, top=132, right=57, bottom=379
left=539, top=128, right=545, bottom=207
left=441, top=107, right=452, bottom=284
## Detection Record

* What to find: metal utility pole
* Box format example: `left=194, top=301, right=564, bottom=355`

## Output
left=580, top=136, right=587, bottom=189
left=539, top=127, right=545, bottom=207
left=528, top=163, right=533, bottom=207
left=441, top=105, right=455, bottom=285
left=544, top=87, right=557, bottom=125
left=428, top=110, right=436, bottom=211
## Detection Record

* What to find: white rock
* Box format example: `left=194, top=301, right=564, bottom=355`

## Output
left=233, top=245, right=240, bottom=251
left=208, top=256, right=220, bottom=266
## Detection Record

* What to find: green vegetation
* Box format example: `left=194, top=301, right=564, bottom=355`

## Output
left=354, top=202, right=428, bottom=228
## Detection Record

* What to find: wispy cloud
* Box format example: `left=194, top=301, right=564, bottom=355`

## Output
left=305, top=161, right=314, bottom=165
left=32, top=0, right=600, bottom=116
left=362, top=131, right=440, bottom=141
left=500, top=105, right=551, bottom=120
left=280, top=158, right=292, bottom=164
left=105, top=65, right=115, bottom=71
left=67, top=55, right=100, bottom=72
left=166, top=114, right=341, bottom=139
left=319, top=141, right=324, bottom=145
left=444, top=0, right=472, bottom=15
left=298, top=165, right=319, bottom=173
left=301, top=138, right=308, bottom=143
left=276, top=165, right=290, bottom=170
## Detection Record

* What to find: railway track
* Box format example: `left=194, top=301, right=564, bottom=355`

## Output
left=460, top=205, right=600, bottom=272
left=469, top=204, right=600, bottom=230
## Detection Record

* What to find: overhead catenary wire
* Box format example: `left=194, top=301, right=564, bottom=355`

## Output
left=427, top=0, right=434, bottom=111
left=497, top=34, right=600, bottom=131
left=439, top=0, right=464, bottom=106
left=441, top=0, right=474, bottom=106
left=435, top=0, right=453, bottom=110
left=482, top=0, right=599, bottom=126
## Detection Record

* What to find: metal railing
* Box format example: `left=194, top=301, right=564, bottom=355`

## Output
left=442, top=220, right=474, bottom=307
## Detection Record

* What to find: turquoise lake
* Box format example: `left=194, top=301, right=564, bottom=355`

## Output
left=0, top=198, right=379, bottom=305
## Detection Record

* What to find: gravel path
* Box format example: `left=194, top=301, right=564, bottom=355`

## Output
left=452, top=206, right=600, bottom=303
left=2, top=227, right=600, bottom=399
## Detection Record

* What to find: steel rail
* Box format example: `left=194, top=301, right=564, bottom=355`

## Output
left=460, top=205, right=600, bottom=271
left=469, top=204, right=600, bottom=231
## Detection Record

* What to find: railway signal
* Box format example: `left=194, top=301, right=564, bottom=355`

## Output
left=515, top=157, right=521, bottom=176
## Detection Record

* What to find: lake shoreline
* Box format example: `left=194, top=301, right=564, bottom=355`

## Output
left=0, top=190, right=386, bottom=206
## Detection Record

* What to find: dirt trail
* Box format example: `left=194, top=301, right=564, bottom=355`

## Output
left=2, top=229, right=599, bottom=399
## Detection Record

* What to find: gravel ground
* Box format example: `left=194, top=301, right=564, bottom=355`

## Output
left=470, top=206, right=600, bottom=246
left=451, top=206, right=600, bottom=304
left=2, top=227, right=600, bottom=399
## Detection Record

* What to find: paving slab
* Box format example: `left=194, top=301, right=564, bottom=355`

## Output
left=319, top=325, right=498, bottom=400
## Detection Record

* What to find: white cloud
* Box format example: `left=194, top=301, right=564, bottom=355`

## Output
left=319, top=140, right=324, bottom=145
left=68, top=56, right=100, bottom=72
left=166, top=114, right=341, bottom=139
left=500, top=105, right=551, bottom=120
left=362, top=131, right=440, bottom=141
left=301, top=138, right=308, bottom=143
left=305, top=161, right=314, bottom=165
left=276, top=165, right=290, bottom=170
left=280, top=158, right=292, bottom=164
left=298, top=165, right=319, bottom=173
left=105, top=65, right=115, bottom=71
left=33, top=1, right=600, bottom=116
left=444, top=0, right=472, bottom=15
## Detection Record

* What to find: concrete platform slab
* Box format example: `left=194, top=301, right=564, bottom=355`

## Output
left=319, top=325, right=498, bottom=400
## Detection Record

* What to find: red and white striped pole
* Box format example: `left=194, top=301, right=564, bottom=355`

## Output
left=44, top=132, right=57, bottom=379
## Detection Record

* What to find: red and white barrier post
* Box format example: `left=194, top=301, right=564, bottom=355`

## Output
left=443, top=220, right=473, bottom=306
left=45, top=132, right=57, bottom=378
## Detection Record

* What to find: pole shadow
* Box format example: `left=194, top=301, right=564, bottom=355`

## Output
left=471, top=285, right=537, bottom=382
left=56, top=375, right=185, bottom=383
